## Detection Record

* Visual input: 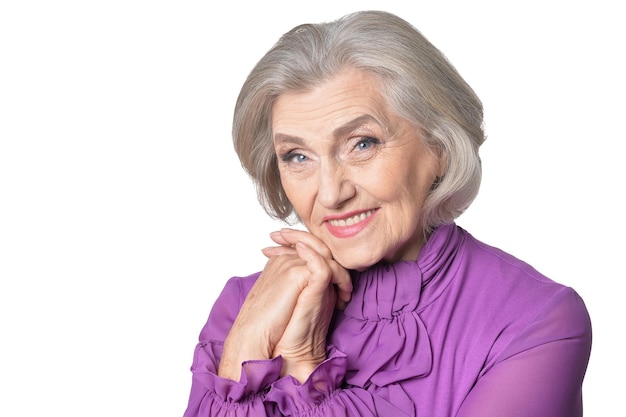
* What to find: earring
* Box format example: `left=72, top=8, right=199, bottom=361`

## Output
left=430, top=176, right=443, bottom=191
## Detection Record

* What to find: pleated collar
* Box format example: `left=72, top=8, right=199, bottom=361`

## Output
left=329, top=223, right=465, bottom=388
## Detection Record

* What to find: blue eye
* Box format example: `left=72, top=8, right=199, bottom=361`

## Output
left=356, top=137, right=380, bottom=150
left=281, top=152, right=308, bottom=163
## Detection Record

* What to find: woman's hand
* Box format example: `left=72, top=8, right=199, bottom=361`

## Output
left=264, top=229, right=352, bottom=382
left=217, top=228, right=351, bottom=383
left=263, top=228, right=352, bottom=309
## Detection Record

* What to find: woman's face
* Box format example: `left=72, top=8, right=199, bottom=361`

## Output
left=272, top=68, right=442, bottom=270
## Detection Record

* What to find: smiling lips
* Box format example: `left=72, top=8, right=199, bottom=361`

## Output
left=324, top=209, right=377, bottom=238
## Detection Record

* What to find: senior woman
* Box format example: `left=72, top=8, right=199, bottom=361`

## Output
left=183, top=10, right=592, bottom=417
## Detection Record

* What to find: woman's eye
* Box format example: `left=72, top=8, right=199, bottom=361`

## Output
left=355, top=137, right=380, bottom=151
left=282, top=151, right=308, bottom=164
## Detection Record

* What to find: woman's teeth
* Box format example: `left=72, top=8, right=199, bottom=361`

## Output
left=328, top=210, right=374, bottom=227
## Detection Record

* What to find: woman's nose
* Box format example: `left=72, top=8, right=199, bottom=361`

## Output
left=316, top=161, right=356, bottom=209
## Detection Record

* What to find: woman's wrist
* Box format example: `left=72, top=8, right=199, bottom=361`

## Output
left=219, top=330, right=273, bottom=381
left=280, top=359, right=319, bottom=384
left=278, top=349, right=327, bottom=383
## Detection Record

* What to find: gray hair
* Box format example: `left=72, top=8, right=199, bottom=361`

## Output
left=233, top=10, right=485, bottom=233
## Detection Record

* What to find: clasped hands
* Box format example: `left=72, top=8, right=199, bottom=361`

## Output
left=218, top=228, right=353, bottom=383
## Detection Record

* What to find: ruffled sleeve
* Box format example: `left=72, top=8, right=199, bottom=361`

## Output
left=183, top=275, right=416, bottom=417
left=183, top=276, right=283, bottom=416
left=184, top=342, right=283, bottom=416
left=265, top=346, right=414, bottom=417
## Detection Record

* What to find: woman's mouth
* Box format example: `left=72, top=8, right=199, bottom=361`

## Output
left=324, top=209, right=377, bottom=238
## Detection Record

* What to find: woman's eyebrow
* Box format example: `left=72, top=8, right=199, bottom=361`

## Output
left=273, top=114, right=385, bottom=145
left=332, top=114, right=385, bottom=139
left=273, top=133, right=305, bottom=146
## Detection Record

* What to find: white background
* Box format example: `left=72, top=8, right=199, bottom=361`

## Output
left=1, top=1, right=623, bottom=415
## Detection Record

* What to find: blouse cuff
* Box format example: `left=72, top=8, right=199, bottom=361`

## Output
left=191, top=340, right=283, bottom=402
left=266, top=346, right=347, bottom=413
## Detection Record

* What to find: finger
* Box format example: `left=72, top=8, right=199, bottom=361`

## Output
left=291, top=237, right=351, bottom=300
left=261, top=245, right=297, bottom=258
left=293, top=242, right=351, bottom=297
left=294, top=241, right=333, bottom=291
left=269, top=231, right=292, bottom=247
left=280, top=228, right=333, bottom=259
left=328, top=261, right=353, bottom=304
left=295, top=242, right=352, bottom=310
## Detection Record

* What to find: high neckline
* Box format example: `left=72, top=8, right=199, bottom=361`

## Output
left=328, top=223, right=466, bottom=388
left=344, top=222, right=464, bottom=320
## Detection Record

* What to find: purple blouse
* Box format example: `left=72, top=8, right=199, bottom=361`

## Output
left=183, top=224, right=592, bottom=416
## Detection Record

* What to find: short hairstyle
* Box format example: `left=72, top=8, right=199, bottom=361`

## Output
left=233, top=10, right=485, bottom=233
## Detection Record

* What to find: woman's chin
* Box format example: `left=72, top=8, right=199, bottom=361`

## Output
left=332, top=251, right=381, bottom=272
